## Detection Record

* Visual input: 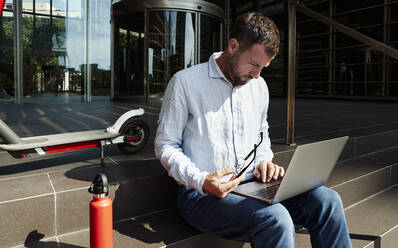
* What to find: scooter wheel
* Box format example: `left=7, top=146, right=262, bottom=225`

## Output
left=117, top=119, right=150, bottom=154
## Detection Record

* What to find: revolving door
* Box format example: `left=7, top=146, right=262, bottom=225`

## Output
left=112, top=0, right=224, bottom=102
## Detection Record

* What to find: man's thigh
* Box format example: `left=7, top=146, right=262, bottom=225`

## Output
left=281, top=186, right=343, bottom=228
left=177, top=186, right=293, bottom=241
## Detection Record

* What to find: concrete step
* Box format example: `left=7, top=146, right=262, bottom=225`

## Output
left=34, top=184, right=398, bottom=248
left=295, top=128, right=398, bottom=161
left=41, top=208, right=249, bottom=248
left=1, top=112, right=397, bottom=248
left=268, top=98, right=398, bottom=141
left=274, top=144, right=398, bottom=209
left=4, top=144, right=398, bottom=247
left=2, top=138, right=398, bottom=247
left=295, top=185, right=398, bottom=248
left=327, top=146, right=398, bottom=208
left=18, top=208, right=249, bottom=247
left=270, top=128, right=398, bottom=166
left=0, top=158, right=177, bottom=247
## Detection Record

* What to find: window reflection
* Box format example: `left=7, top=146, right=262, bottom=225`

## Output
left=17, top=0, right=111, bottom=103
left=89, top=0, right=111, bottom=99
left=148, top=11, right=196, bottom=98
left=35, top=0, right=51, bottom=15
left=22, top=0, right=33, bottom=13
left=200, top=14, right=220, bottom=63
left=21, top=0, right=85, bottom=102
left=1, top=0, right=223, bottom=103
left=184, top=13, right=195, bottom=68
left=66, top=0, right=86, bottom=96
left=114, top=11, right=145, bottom=100
left=259, top=2, right=286, bottom=96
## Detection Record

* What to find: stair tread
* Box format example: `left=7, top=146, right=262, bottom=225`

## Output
left=296, top=186, right=398, bottom=248
left=57, top=186, right=398, bottom=248
left=296, top=122, right=398, bottom=141
left=295, top=232, right=372, bottom=248
left=326, top=146, right=398, bottom=188
left=345, top=186, right=398, bottom=238
left=2, top=144, right=397, bottom=205
left=57, top=208, right=199, bottom=248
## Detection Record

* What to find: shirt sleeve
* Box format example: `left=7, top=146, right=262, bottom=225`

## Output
left=154, top=74, right=209, bottom=195
left=253, top=80, right=274, bottom=166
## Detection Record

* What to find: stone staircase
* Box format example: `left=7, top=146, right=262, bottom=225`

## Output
left=0, top=100, right=397, bottom=248
left=0, top=130, right=397, bottom=248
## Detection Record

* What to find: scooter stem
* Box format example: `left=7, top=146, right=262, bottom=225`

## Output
left=0, top=119, right=23, bottom=144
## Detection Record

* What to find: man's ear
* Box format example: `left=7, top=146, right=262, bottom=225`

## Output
left=227, top=38, right=240, bottom=55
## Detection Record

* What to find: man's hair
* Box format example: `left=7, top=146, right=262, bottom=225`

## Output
left=230, top=12, right=280, bottom=57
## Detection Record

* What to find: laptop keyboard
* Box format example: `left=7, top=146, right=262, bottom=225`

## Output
left=251, top=183, right=280, bottom=199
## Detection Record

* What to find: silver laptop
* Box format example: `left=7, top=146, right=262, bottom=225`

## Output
left=232, top=136, right=348, bottom=204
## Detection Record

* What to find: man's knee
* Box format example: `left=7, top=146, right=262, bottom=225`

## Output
left=252, top=204, right=295, bottom=234
left=274, top=209, right=295, bottom=234
left=250, top=205, right=295, bottom=247
left=311, top=186, right=344, bottom=215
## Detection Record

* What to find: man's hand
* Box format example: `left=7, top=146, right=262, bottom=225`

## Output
left=253, top=161, right=285, bottom=183
left=202, top=168, right=244, bottom=198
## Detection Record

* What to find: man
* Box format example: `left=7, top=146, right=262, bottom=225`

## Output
left=155, top=12, right=351, bottom=248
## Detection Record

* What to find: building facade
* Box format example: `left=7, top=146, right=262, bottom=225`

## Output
left=0, top=0, right=397, bottom=104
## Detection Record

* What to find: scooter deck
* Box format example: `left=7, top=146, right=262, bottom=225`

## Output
left=0, top=129, right=119, bottom=151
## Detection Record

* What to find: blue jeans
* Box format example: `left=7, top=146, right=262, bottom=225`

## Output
left=177, top=185, right=351, bottom=248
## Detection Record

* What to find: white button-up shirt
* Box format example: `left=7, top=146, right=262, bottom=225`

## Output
left=155, top=52, right=274, bottom=195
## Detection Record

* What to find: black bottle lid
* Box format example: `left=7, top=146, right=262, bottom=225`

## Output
left=88, top=173, right=109, bottom=196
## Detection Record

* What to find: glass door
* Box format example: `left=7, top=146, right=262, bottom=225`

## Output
left=200, top=14, right=222, bottom=63
left=147, top=10, right=196, bottom=99
left=113, top=11, right=145, bottom=101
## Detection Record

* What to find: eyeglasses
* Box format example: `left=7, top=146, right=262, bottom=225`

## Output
left=236, top=132, right=263, bottom=178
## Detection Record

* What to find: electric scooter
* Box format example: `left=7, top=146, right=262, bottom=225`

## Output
left=0, top=108, right=150, bottom=166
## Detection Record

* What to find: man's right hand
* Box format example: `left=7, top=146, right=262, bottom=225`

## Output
left=202, top=168, right=244, bottom=198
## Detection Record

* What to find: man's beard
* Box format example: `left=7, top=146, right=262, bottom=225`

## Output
left=228, top=54, right=252, bottom=87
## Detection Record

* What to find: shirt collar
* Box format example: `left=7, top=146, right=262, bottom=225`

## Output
left=209, top=52, right=226, bottom=79
left=208, top=52, right=233, bottom=87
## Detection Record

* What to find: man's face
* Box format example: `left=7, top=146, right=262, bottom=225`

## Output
left=228, top=42, right=275, bottom=87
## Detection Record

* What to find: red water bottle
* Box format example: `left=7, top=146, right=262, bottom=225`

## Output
left=89, top=173, right=113, bottom=248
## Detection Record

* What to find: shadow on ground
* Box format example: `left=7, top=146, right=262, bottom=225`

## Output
left=0, top=149, right=101, bottom=176
left=24, top=230, right=86, bottom=248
